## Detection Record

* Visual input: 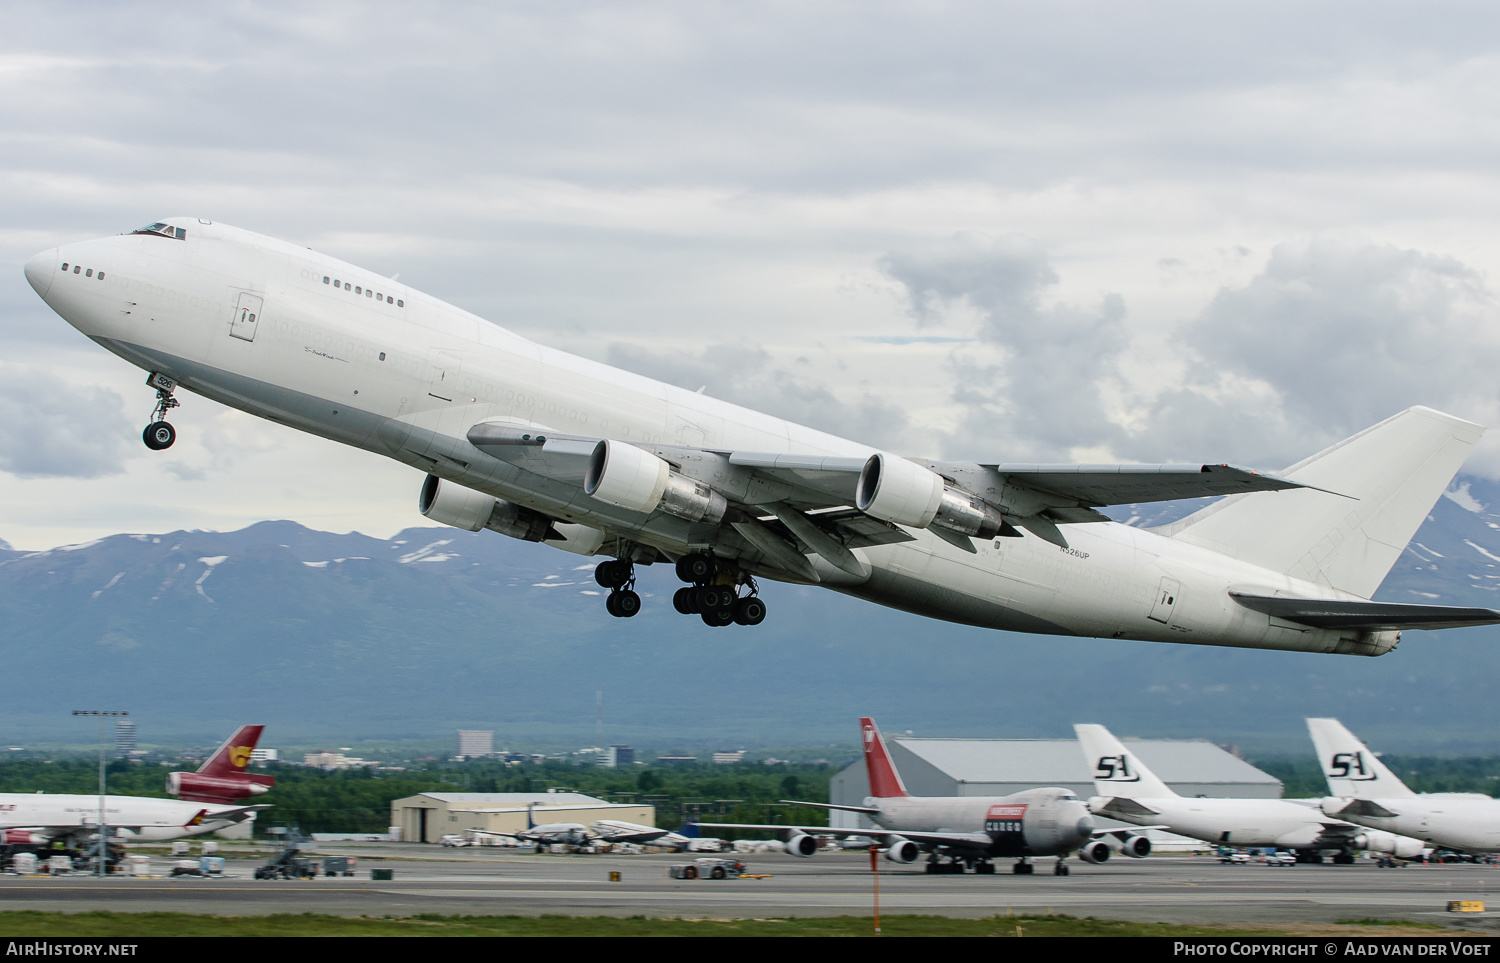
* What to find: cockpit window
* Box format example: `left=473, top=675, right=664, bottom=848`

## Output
left=131, top=222, right=187, bottom=240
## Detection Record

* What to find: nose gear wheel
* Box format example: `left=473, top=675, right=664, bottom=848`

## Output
left=142, top=372, right=181, bottom=450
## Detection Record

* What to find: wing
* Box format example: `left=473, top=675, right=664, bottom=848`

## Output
left=198, top=804, right=269, bottom=825
left=465, top=420, right=1323, bottom=574
left=594, top=829, right=669, bottom=844
left=691, top=821, right=993, bottom=850
left=1230, top=593, right=1500, bottom=631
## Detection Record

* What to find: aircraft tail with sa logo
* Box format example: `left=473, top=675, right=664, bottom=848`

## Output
left=1306, top=718, right=1416, bottom=799
left=1074, top=724, right=1176, bottom=799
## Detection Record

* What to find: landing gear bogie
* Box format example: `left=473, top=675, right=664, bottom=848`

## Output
left=674, top=556, right=768, bottom=628
left=598, top=558, right=641, bottom=618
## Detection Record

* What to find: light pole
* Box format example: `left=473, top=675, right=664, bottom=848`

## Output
left=72, top=710, right=127, bottom=877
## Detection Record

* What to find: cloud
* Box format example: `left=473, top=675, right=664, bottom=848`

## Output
left=0, top=364, right=135, bottom=478
left=881, top=234, right=1130, bottom=461
left=604, top=342, right=912, bottom=451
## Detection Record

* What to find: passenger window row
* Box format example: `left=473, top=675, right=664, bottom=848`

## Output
left=59, top=263, right=106, bottom=281
left=322, top=275, right=403, bottom=308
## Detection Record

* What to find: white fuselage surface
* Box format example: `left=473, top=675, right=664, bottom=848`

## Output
left=23, top=219, right=1483, bottom=652
left=0, top=792, right=251, bottom=845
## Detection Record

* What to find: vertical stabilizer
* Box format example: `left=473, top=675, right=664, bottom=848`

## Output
left=196, top=725, right=264, bottom=778
left=1074, top=724, right=1178, bottom=799
left=860, top=717, right=910, bottom=799
left=1306, top=718, right=1416, bottom=799
left=1160, top=407, right=1483, bottom=599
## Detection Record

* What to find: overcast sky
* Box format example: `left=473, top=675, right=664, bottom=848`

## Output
left=5, top=2, right=1500, bottom=549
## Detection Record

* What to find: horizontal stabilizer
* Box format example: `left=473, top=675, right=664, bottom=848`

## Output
left=1230, top=592, right=1500, bottom=631
left=1329, top=798, right=1399, bottom=819
left=1092, top=796, right=1162, bottom=819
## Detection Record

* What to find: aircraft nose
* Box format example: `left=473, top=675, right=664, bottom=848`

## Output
left=24, top=248, right=58, bottom=299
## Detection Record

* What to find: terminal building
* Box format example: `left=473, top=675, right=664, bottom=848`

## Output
left=830, top=736, right=1282, bottom=843
left=390, top=791, right=656, bottom=843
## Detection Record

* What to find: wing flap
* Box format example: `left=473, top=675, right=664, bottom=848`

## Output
left=1230, top=592, right=1500, bottom=630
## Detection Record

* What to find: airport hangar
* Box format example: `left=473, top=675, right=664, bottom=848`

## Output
left=830, top=737, right=1282, bottom=843
left=391, top=792, right=656, bottom=843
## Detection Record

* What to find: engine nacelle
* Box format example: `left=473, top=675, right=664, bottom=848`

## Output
left=885, top=838, right=920, bottom=863
left=585, top=441, right=726, bottom=524
left=1078, top=840, right=1112, bottom=864
left=4, top=830, right=46, bottom=845
left=1119, top=834, right=1151, bottom=859
left=932, top=487, right=1010, bottom=539
left=1357, top=831, right=1425, bottom=859
left=418, top=475, right=552, bottom=541
left=856, top=453, right=944, bottom=528
left=785, top=832, right=818, bottom=857
left=168, top=770, right=275, bottom=805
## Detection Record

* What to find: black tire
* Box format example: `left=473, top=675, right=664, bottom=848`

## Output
left=925, top=862, right=939, bottom=874
left=701, top=608, right=734, bottom=627
left=605, top=593, right=621, bottom=617
left=613, top=590, right=641, bottom=618
left=673, top=587, right=698, bottom=614
left=676, top=554, right=714, bottom=584
left=733, top=596, right=767, bottom=626
left=694, top=585, right=725, bottom=611
left=595, top=560, right=629, bottom=588
left=143, top=421, right=176, bottom=450
left=710, top=866, right=726, bottom=879
left=683, top=866, right=698, bottom=879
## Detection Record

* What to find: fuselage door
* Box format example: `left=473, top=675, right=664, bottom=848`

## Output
left=1148, top=577, right=1181, bottom=624
left=230, top=292, right=263, bottom=342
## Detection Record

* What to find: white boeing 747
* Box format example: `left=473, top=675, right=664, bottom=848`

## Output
left=1309, top=718, right=1500, bottom=855
left=1075, top=724, right=1423, bottom=862
left=24, top=219, right=1500, bottom=648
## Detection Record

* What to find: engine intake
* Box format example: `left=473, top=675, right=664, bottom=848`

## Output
left=785, top=832, right=818, bottom=857
left=1119, top=834, right=1151, bottom=859
left=419, top=475, right=553, bottom=541
left=1079, top=840, right=1112, bottom=864
left=585, top=441, right=726, bottom=524
left=885, top=838, right=919, bottom=863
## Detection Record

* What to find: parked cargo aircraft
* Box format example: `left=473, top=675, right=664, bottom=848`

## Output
left=166, top=724, right=274, bottom=804
left=468, top=806, right=669, bottom=851
left=696, top=717, right=1149, bottom=874
left=0, top=724, right=269, bottom=852
left=26, top=219, right=1500, bottom=649
left=1075, top=724, right=1423, bottom=862
left=1308, top=718, right=1500, bottom=854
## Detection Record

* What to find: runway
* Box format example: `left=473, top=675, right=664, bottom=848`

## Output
left=4, top=846, right=1500, bottom=931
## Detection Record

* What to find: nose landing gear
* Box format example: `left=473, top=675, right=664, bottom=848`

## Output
left=142, top=372, right=180, bottom=451
left=671, top=554, right=767, bottom=627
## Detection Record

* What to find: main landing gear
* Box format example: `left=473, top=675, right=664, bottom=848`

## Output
left=142, top=372, right=180, bottom=451
left=594, top=558, right=640, bottom=618
left=670, top=553, right=767, bottom=627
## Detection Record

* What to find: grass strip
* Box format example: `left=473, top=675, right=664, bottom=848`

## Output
left=0, top=911, right=1471, bottom=937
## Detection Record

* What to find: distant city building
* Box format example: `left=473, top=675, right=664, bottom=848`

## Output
left=458, top=730, right=495, bottom=759
left=656, top=754, right=697, bottom=765
left=251, top=748, right=278, bottom=763
left=600, top=745, right=634, bottom=768
left=303, top=751, right=368, bottom=769
left=114, top=721, right=136, bottom=758
left=712, top=751, right=745, bottom=765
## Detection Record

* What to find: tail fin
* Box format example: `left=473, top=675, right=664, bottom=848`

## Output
left=1073, top=724, right=1177, bottom=799
left=1160, top=407, right=1483, bottom=598
left=1306, top=718, right=1416, bottom=799
left=196, top=725, right=264, bottom=778
left=860, top=717, right=909, bottom=799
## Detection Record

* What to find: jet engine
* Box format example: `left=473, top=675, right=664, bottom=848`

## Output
left=857, top=454, right=1009, bottom=537
left=419, top=474, right=552, bottom=541
left=785, top=832, right=818, bottom=857
left=1078, top=840, right=1112, bottom=864
left=1358, top=831, right=1424, bottom=859
left=167, top=770, right=274, bottom=805
left=584, top=441, right=726, bottom=525
left=884, top=838, right=920, bottom=863
left=1119, top=834, right=1152, bottom=859
left=4, top=831, right=45, bottom=845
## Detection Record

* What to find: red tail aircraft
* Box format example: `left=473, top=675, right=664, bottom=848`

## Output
left=166, top=725, right=275, bottom=804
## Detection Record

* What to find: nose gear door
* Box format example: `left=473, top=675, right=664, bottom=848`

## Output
left=231, top=292, right=263, bottom=342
